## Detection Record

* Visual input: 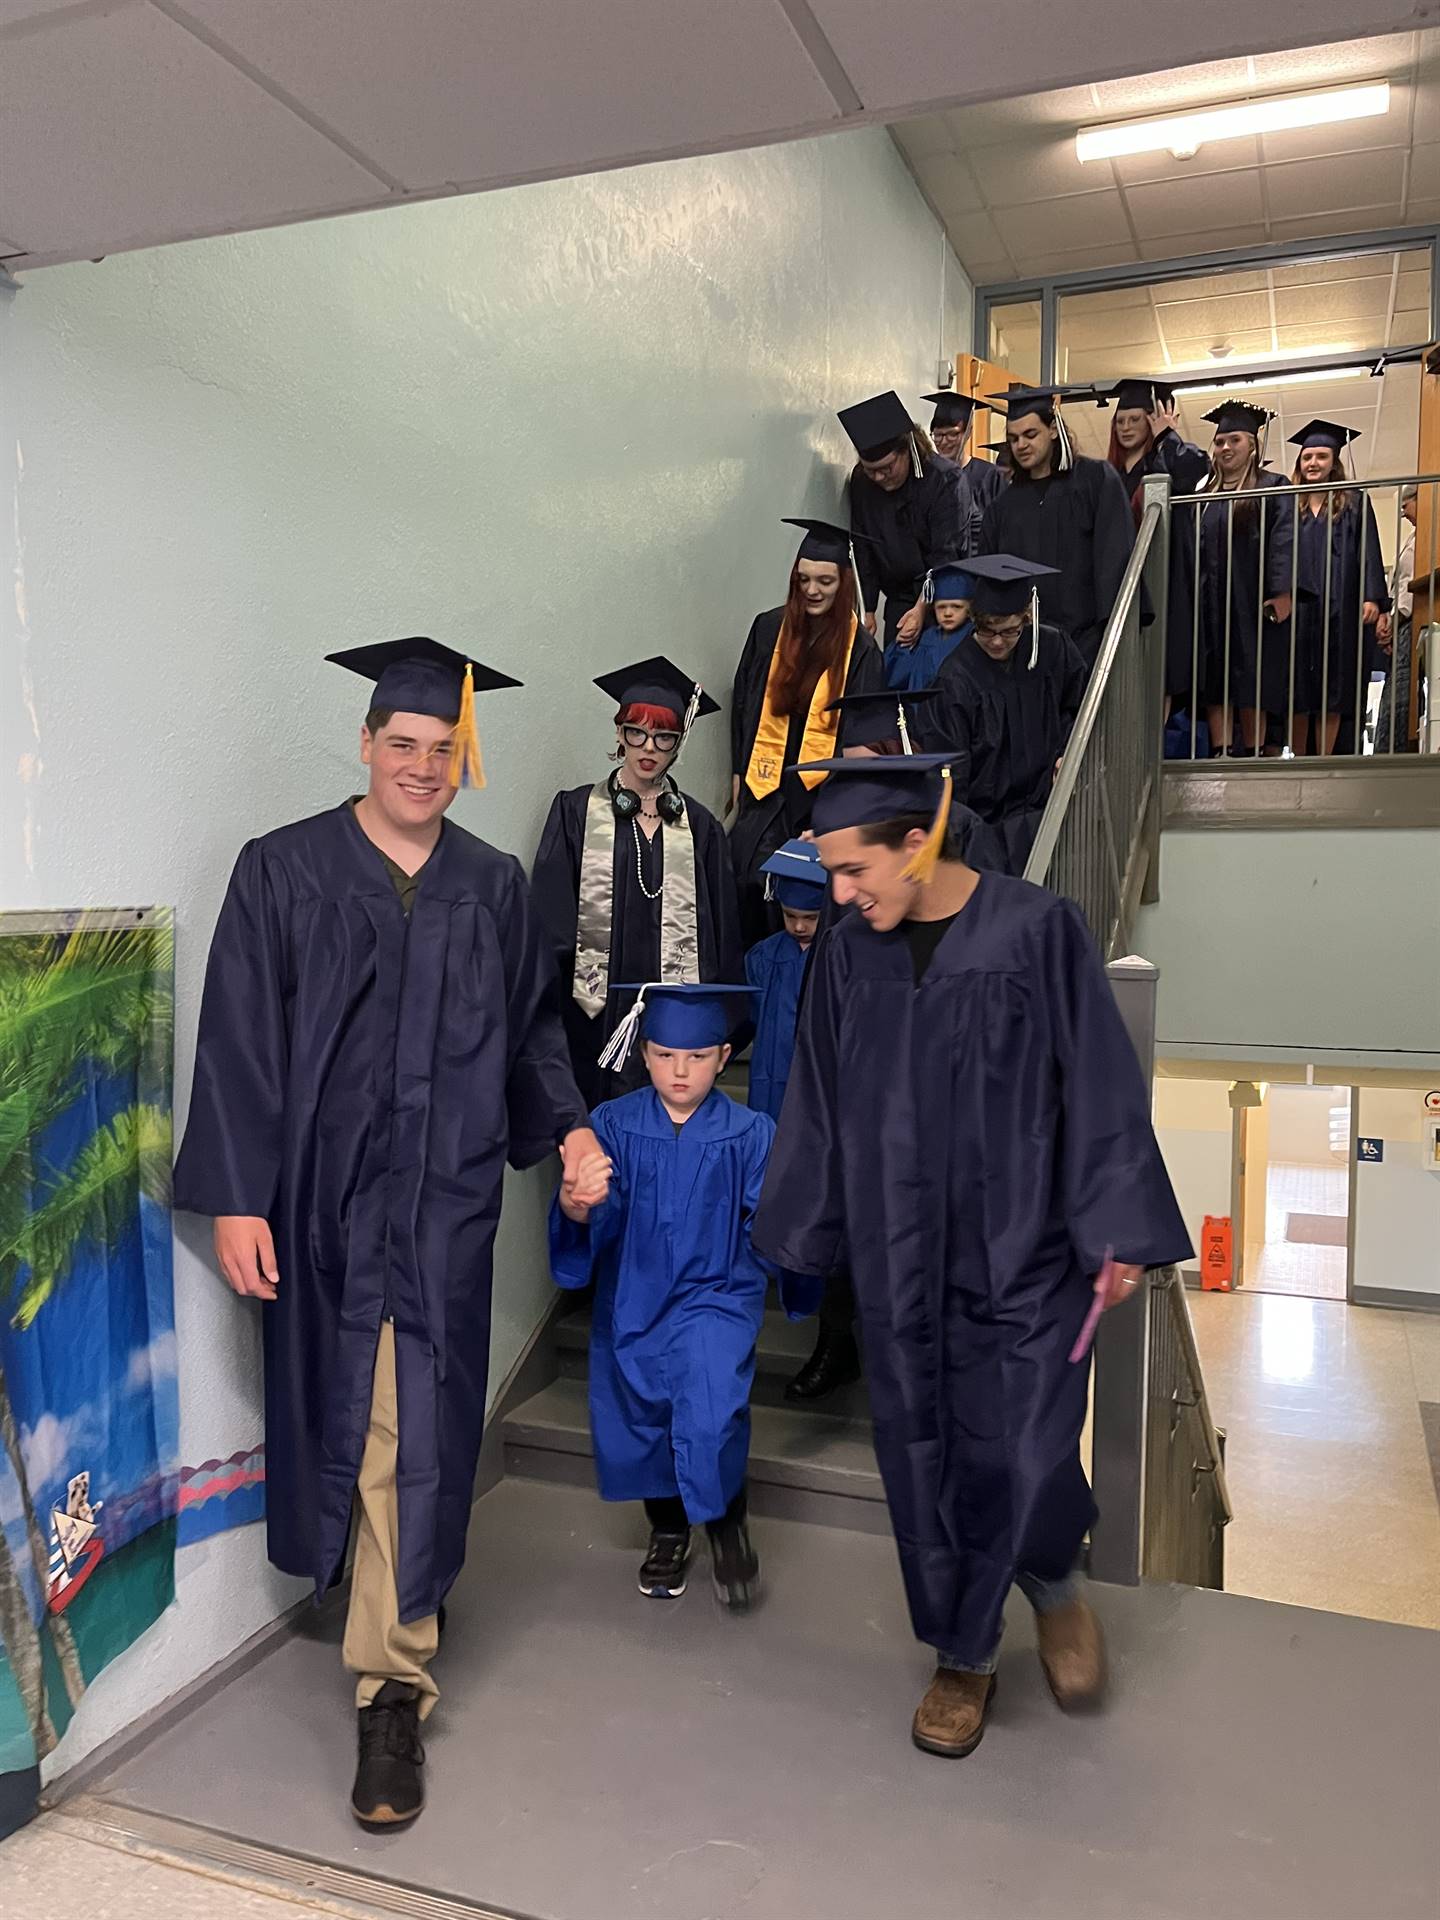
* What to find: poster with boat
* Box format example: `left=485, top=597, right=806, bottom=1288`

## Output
left=0, top=908, right=179, bottom=1830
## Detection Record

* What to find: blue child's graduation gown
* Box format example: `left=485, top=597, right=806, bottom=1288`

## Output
left=549, top=1087, right=813, bottom=1521
left=745, top=929, right=809, bottom=1123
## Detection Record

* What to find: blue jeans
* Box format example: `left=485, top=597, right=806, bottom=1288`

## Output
left=934, top=1571, right=1082, bottom=1677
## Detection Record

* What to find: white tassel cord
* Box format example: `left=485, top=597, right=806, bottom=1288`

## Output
left=850, top=539, right=868, bottom=625
left=598, top=984, right=653, bottom=1073
left=671, top=683, right=703, bottom=768
left=898, top=701, right=913, bottom=754
left=1028, top=586, right=1040, bottom=671
left=921, top=568, right=936, bottom=605
left=910, top=432, right=923, bottom=481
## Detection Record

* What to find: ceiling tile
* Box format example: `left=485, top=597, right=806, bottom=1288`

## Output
left=996, top=189, right=1132, bottom=253
left=1406, top=141, right=1440, bottom=202
left=944, top=209, right=1011, bottom=272
left=969, top=258, right=1019, bottom=287
left=1270, top=206, right=1403, bottom=243
left=1162, top=327, right=1274, bottom=366
left=1009, top=239, right=1141, bottom=277
left=172, top=0, right=841, bottom=189
left=1389, top=305, right=1431, bottom=340
left=0, top=4, right=388, bottom=261
left=1086, top=57, right=1253, bottom=116
left=1400, top=194, right=1440, bottom=224
left=940, top=86, right=1102, bottom=146
left=1152, top=291, right=1271, bottom=332
left=1109, top=139, right=1260, bottom=187
left=1273, top=279, right=1391, bottom=327
left=967, top=134, right=1105, bottom=206
left=1250, top=32, right=1417, bottom=88
left=0, top=0, right=88, bottom=23
left=1271, top=253, right=1396, bottom=286
left=1124, top=168, right=1264, bottom=240
left=915, top=152, right=984, bottom=214
left=1149, top=266, right=1271, bottom=299
left=1265, top=147, right=1407, bottom=218
left=1272, top=320, right=1379, bottom=353
left=1137, top=225, right=1268, bottom=262
left=1056, top=304, right=1161, bottom=352
left=892, top=113, right=954, bottom=160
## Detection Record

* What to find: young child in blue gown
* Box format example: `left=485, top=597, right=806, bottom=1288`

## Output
left=884, top=559, right=975, bottom=693
left=550, top=983, right=818, bottom=1609
left=745, top=840, right=826, bottom=1124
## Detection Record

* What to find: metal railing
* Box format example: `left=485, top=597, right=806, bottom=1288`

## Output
left=1169, top=470, right=1439, bottom=760
left=1023, top=480, right=1169, bottom=958
left=1141, top=1267, right=1231, bottom=1590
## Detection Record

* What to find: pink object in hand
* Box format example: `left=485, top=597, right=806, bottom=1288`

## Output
left=1069, top=1249, right=1116, bottom=1364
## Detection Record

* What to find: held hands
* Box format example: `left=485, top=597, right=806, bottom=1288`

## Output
left=214, top=1215, right=279, bottom=1300
left=559, top=1127, right=613, bottom=1224
left=1263, top=593, right=1292, bottom=625
left=1376, top=612, right=1393, bottom=651
left=896, top=603, right=925, bottom=645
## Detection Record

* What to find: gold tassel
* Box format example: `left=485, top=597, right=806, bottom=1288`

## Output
left=448, top=662, right=486, bottom=790
left=900, top=765, right=952, bottom=886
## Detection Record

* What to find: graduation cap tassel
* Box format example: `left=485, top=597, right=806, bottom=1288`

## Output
left=899, top=765, right=952, bottom=888
left=1028, top=587, right=1040, bottom=671
left=672, top=683, right=703, bottom=767
left=850, top=541, right=868, bottom=626
left=921, top=569, right=936, bottom=606
left=448, top=662, right=486, bottom=790
left=897, top=700, right=913, bottom=755
left=598, top=985, right=651, bottom=1074
left=910, top=432, right=923, bottom=481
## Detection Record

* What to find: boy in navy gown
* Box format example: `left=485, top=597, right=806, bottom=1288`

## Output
left=753, top=756, right=1190, bottom=1758
left=550, top=985, right=818, bottom=1610
left=745, top=840, right=826, bottom=1123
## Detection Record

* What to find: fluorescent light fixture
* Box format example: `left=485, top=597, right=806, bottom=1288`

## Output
left=1181, top=366, right=1371, bottom=395
left=1076, top=81, right=1389, bottom=163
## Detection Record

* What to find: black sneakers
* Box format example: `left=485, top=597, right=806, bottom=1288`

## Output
left=352, top=1680, right=425, bottom=1829
left=784, top=1328, right=862, bottom=1404
left=639, top=1527, right=692, bottom=1597
left=708, top=1519, right=760, bottom=1611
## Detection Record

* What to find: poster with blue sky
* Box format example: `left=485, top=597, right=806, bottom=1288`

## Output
left=0, top=908, right=178, bottom=1835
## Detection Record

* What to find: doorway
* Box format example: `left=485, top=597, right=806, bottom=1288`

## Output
left=1238, top=1085, right=1352, bottom=1299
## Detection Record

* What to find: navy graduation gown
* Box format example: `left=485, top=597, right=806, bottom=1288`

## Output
left=173, top=802, right=586, bottom=1621
left=979, top=455, right=1135, bottom=667
left=530, top=784, right=743, bottom=1108
left=849, top=453, right=967, bottom=644
left=548, top=1087, right=786, bottom=1522
left=752, top=877, right=1191, bottom=1663
left=1169, top=473, right=1299, bottom=717
left=884, top=619, right=972, bottom=694
left=932, top=625, right=1088, bottom=875
left=729, top=608, right=883, bottom=945
left=745, top=929, right=808, bottom=1122
left=1120, top=428, right=1209, bottom=516
left=1294, top=496, right=1389, bottom=720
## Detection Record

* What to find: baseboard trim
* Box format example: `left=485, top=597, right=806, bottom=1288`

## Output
left=1353, top=1285, right=1440, bottom=1314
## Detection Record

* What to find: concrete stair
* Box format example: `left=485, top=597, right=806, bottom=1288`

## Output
left=504, top=1303, right=888, bottom=1533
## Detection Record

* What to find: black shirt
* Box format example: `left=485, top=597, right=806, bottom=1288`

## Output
left=902, top=912, right=959, bottom=985
left=349, top=797, right=430, bottom=915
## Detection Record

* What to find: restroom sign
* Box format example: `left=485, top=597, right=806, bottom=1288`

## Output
left=1357, top=1137, right=1384, bottom=1163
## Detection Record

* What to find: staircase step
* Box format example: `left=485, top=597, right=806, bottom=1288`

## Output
left=553, top=1307, right=872, bottom=1417
left=502, top=1376, right=889, bottom=1535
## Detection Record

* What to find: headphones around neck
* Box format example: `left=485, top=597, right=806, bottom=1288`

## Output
left=610, top=769, right=684, bottom=826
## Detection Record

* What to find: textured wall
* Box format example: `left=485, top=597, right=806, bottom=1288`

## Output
left=0, top=125, right=969, bottom=1766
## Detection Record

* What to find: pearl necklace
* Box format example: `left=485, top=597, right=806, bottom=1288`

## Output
left=632, top=817, right=664, bottom=900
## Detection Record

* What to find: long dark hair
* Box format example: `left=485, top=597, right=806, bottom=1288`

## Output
left=1290, top=448, right=1356, bottom=520
left=769, top=564, right=857, bottom=717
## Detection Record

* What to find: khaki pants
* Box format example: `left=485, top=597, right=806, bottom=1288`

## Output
left=342, top=1321, right=440, bottom=1719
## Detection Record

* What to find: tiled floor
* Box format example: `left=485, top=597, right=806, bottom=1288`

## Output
left=1245, top=1160, right=1348, bottom=1300
left=1189, top=1290, right=1440, bottom=1629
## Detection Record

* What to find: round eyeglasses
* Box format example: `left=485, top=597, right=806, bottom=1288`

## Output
left=620, top=725, right=680, bottom=754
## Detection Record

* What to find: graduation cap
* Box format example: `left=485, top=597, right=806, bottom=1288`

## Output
left=759, top=839, right=826, bottom=910
left=799, top=753, right=958, bottom=886
left=983, top=384, right=1060, bottom=421
left=921, top=555, right=976, bottom=605
left=838, top=390, right=916, bottom=464
left=1288, top=418, right=1362, bottom=452
left=327, top=638, right=521, bottom=790
left=824, top=687, right=943, bottom=754
left=965, top=554, right=1058, bottom=671
left=921, top=390, right=978, bottom=430
left=1202, top=399, right=1273, bottom=436
left=1109, top=378, right=1176, bottom=413
left=599, top=981, right=758, bottom=1070
left=781, top=517, right=877, bottom=622
left=592, top=656, right=719, bottom=754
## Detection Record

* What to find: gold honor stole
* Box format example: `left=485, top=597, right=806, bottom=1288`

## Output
left=743, top=616, right=857, bottom=800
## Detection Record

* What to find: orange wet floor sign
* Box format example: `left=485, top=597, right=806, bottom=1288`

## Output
left=1200, top=1215, right=1233, bottom=1291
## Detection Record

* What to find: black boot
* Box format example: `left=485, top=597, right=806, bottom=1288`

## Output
left=785, top=1327, right=861, bottom=1403
left=352, top=1680, right=425, bottom=1829
left=708, top=1517, right=760, bottom=1611
left=638, top=1527, right=692, bottom=1598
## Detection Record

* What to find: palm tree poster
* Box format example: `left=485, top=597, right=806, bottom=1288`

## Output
left=0, top=907, right=178, bottom=1835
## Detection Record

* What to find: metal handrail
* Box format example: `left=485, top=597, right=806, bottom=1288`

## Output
left=1151, top=1267, right=1232, bottom=1526
left=1171, top=468, right=1440, bottom=503
left=1025, top=501, right=1163, bottom=886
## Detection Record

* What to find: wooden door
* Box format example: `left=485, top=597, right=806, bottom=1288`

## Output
left=955, top=352, right=1014, bottom=464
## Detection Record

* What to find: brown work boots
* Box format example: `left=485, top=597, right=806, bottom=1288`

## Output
left=911, top=1597, right=1108, bottom=1757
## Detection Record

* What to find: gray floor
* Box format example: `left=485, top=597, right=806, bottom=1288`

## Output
left=84, top=1478, right=1440, bottom=1920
